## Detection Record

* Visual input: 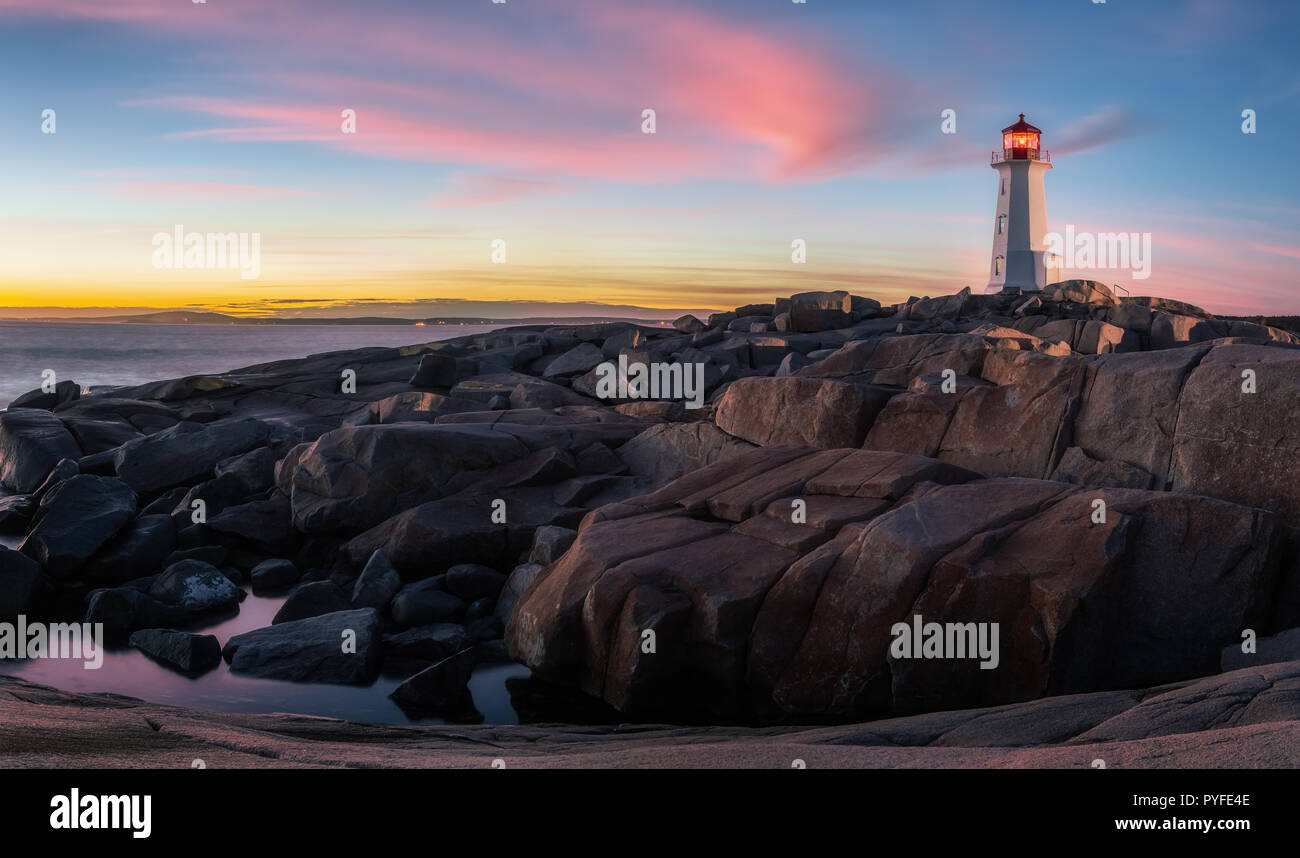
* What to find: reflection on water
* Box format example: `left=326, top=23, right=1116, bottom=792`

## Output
left=0, top=588, right=530, bottom=725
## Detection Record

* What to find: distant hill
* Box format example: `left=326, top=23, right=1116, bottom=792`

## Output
left=4, top=311, right=675, bottom=327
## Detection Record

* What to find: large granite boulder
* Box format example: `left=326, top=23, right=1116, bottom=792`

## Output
left=507, top=446, right=1280, bottom=721
left=289, top=423, right=530, bottom=533
left=1042, top=280, right=1117, bottom=307
left=0, top=409, right=82, bottom=493
left=1169, top=343, right=1300, bottom=525
left=114, top=418, right=272, bottom=494
left=223, top=608, right=382, bottom=684
left=714, top=377, right=896, bottom=448
left=0, top=546, right=47, bottom=621
left=8, top=380, right=81, bottom=410
left=18, top=475, right=137, bottom=579
left=788, top=291, right=852, bottom=332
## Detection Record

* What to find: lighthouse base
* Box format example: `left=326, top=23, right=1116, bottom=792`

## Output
left=986, top=249, right=1049, bottom=294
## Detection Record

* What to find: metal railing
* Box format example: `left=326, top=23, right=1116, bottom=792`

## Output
left=991, top=149, right=1051, bottom=165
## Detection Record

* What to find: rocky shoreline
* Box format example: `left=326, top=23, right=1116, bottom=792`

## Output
left=3, top=280, right=1300, bottom=764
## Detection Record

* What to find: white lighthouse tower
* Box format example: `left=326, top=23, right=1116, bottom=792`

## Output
left=986, top=114, right=1053, bottom=293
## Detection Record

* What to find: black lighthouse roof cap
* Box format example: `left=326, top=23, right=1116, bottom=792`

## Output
left=1002, top=113, right=1042, bottom=134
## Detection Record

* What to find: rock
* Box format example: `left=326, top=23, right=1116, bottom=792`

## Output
left=900, top=287, right=971, bottom=322
left=1220, top=627, right=1300, bottom=672
left=389, top=648, right=481, bottom=720
left=788, top=291, right=852, bottom=332
left=1049, top=447, right=1153, bottom=490
left=19, top=475, right=137, bottom=579
left=467, top=615, right=504, bottom=643
left=207, top=494, right=296, bottom=550
left=1077, top=320, right=1139, bottom=355
left=384, top=623, right=469, bottom=662
left=250, top=558, right=300, bottom=594
left=128, top=629, right=222, bottom=676
left=289, top=423, right=530, bottom=534
left=714, top=377, right=896, bottom=448
left=149, top=559, right=241, bottom=613
left=351, top=549, right=402, bottom=611
left=30, top=458, right=79, bottom=505
left=495, top=563, right=543, bottom=623
left=1042, top=279, right=1117, bottom=306
left=0, top=494, right=34, bottom=534
left=343, top=485, right=584, bottom=575
left=85, top=587, right=190, bottom=635
left=443, top=564, right=507, bottom=603
left=114, top=418, right=272, bottom=494
left=61, top=417, right=140, bottom=457
left=1013, top=295, right=1042, bottom=316
left=213, top=446, right=279, bottom=494
left=575, top=442, right=626, bottom=476
left=409, top=353, right=475, bottom=387
left=392, top=578, right=466, bottom=626
left=273, top=581, right=353, bottom=624
left=0, top=409, right=82, bottom=493
left=8, top=380, right=81, bottom=410
left=673, top=315, right=705, bottom=334
left=528, top=526, right=578, bottom=566
left=508, top=378, right=593, bottom=409
left=1149, top=312, right=1218, bottom=350
left=1169, top=344, right=1300, bottom=525
left=80, top=514, right=177, bottom=586
left=370, top=392, right=479, bottom=424
left=862, top=373, right=987, bottom=458
left=163, top=545, right=228, bottom=569
left=934, top=350, right=1087, bottom=479
left=224, top=608, right=382, bottom=684
left=617, top=422, right=755, bottom=487
left=0, top=547, right=47, bottom=621
left=601, top=328, right=646, bottom=358
left=507, top=446, right=1277, bottom=720
left=464, top=597, right=494, bottom=625
left=776, top=353, right=808, bottom=377
left=543, top=343, right=606, bottom=378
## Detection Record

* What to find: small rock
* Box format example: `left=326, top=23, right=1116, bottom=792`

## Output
left=128, top=629, right=222, bottom=676
left=274, top=581, right=353, bottom=624
left=351, top=548, right=402, bottom=611
left=250, top=558, right=300, bottom=595
left=391, top=578, right=465, bottom=626
left=149, top=559, right=241, bottom=613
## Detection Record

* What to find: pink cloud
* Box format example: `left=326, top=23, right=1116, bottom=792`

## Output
left=1249, top=242, right=1300, bottom=260
left=51, top=0, right=902, bottom=183
left=426, top=175, right=568, bottom=208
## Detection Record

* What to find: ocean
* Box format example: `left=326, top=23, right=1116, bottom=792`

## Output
left=0, top=321, right=503, bottom=408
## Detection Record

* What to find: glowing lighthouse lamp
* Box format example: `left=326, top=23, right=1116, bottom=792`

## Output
left=986, top=114, right=1057, bottom=293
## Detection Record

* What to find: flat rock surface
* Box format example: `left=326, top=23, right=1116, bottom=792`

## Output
left=2, top=665, right=1298, bottom=768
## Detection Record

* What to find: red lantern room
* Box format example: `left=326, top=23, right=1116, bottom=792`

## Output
left=1001, top=113, right=1043, bottom=161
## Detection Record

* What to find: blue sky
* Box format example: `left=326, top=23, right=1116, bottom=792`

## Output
left=0, top=0, right=1296, bottom=317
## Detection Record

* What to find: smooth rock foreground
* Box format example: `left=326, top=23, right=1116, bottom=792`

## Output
left=5, top=664, right=1300, bottom=767
left=508, top=446, right=1281, bottom=720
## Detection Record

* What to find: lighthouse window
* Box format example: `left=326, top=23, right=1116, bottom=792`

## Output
left=994, top=256, right=1003, bottom=275
left=997, top=214, right=1006, bottom=234
left=1000, top=179, right=1006, bottom=195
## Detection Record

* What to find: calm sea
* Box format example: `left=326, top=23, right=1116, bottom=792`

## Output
left=0, top=321, right=501, bottom=408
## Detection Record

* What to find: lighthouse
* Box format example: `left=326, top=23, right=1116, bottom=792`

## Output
left=986, top=114, right=1053, bottom=293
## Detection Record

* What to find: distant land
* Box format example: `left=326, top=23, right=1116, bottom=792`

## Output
left=0, top=310, right=679, bottom=326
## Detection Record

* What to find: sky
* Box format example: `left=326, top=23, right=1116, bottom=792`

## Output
left=0, top=0, right=1297, bottom=318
